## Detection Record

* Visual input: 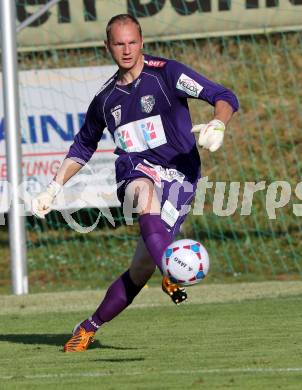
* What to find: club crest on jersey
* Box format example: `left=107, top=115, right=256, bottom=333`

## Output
left=140, top=95, right=155, bottom=114
left=111, top=105, right=121, bottom=127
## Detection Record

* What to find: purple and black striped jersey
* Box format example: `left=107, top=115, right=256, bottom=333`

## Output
left=67, top=54, right=239, bottom=182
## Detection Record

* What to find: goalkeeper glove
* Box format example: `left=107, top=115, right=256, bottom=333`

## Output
left=191, top=119, right=225, bottom=152
left=32, top=181, right=62, bottom=218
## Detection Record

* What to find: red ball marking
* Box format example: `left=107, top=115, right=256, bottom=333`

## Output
left=199, top=263, right=203, bottom=270
left=173, top=247, right=180, bottom=252
left=189, top=276, right=196, bottom=282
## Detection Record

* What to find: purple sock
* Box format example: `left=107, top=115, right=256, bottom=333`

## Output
left=81, top=215, right=171, bottom=333
left=81, top=270, right=143, bottom=332
left=138, top=214, right=172, bottom=272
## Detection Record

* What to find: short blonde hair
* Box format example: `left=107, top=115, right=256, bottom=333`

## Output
left=106, top=14, right=142, bottom=41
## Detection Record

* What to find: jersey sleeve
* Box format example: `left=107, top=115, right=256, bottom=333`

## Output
left=66, top=96, right=105, bottom=165
left=165, top=60, right=239, bottom=112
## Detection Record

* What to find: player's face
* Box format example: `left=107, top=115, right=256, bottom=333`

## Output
left=106, top=22, right=143, bottom=70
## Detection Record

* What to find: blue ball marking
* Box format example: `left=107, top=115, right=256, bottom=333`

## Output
left=170, top=276, right=179, bottom=284
left=196, top=271, right=205, bottom=280
left=191, top=244, right=200, bottom=253
left=166, top=248, right=173, bottom=257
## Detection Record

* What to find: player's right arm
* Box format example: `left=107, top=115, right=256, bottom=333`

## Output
left=32, top=95, right=105, bottom=218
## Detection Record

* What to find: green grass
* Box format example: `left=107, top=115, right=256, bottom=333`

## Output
left=1, top=281, right=302, bottom=389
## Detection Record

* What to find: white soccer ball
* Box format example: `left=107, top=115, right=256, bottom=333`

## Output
left=162, top=239, right=210, bottom=286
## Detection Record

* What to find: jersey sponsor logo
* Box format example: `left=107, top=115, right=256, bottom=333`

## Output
left=135, top=163, right=161, bottom=186
left=114, top=115, right=167, bottom=153
left=111, top=105, right=121, bottom=127
left=176, top=73, right=203, bottom=97
left=140, top=121, right=157, bottom=141
left=145, top=60, right=166, bottom=68
left=143, top=160, right=185, bottom=184
left=95, top=78, right=115, bottom=95
left=116, top=129, right=133, bottom=150
left=140, top=95, right=155, bottom=114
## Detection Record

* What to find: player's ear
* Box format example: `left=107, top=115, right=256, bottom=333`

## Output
left=141, top=38, right=144, bottom=50
left=104, top=40, right=109, bottom=52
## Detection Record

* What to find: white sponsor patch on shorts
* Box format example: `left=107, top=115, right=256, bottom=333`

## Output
left=176, top=73, right=203, bottom=98
left=144, top=160, right=185, bottom=184
left=135, top=163, right=161, bottom=186
left=161, top=200, right=180, bottom=227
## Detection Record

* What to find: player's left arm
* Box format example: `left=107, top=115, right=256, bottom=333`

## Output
left=165, top=60, right=239, bottom=152
left=214, top=99, right=234, bottom=126
left=191, top=99, right=235, bottom=152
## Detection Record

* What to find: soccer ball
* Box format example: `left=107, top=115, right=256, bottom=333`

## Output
left=162, top=239, right=209, bottom=286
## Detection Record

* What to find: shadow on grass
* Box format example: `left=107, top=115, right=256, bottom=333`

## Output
left=0, top=334, right=138, bottom=351
left=91, top=357, right=145, bottom=363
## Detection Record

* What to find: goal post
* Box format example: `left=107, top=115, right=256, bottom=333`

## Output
left=0, top=0, right=27, bottom=294
left=0, top=0, right=63, bottom=295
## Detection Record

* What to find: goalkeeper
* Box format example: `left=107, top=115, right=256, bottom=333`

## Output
left=32, top=14, right=239, bottom=352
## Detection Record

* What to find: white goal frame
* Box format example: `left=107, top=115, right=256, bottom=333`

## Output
left=0, top=0, right=61, bottom=295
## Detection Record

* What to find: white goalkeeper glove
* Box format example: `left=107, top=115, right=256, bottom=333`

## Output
left=191, top=119, right=225, bottom=152
left=31, top=181, right=62, bottom=219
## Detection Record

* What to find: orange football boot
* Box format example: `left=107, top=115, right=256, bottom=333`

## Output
left=64, top=326, right=95, bottom=352
left=162, top=276, right=187, bottom=305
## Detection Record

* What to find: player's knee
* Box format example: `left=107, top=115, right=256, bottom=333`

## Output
left=130, top=256, right=155, bottom=285
left=141, top=259, right=156, bottom=277
left=137, top=259, right=156, bottom=277
left=126, top=178, right=160, bottom=215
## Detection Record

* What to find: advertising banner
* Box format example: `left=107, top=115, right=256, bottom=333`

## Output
left=0, top=65, right=120, bottom=212
left=14, top=0, right=302, bottom=51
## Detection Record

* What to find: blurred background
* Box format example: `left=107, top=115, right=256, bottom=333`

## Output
left=1, top=0, right=302, bottom=293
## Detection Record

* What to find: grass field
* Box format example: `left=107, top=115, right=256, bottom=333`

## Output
left=1, top=281, right=302, bottom=389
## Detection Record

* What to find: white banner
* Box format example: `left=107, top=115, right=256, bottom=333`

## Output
left=0, top=65, right=121, bottom=212
left=12, top=0, right=302, bottom=51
